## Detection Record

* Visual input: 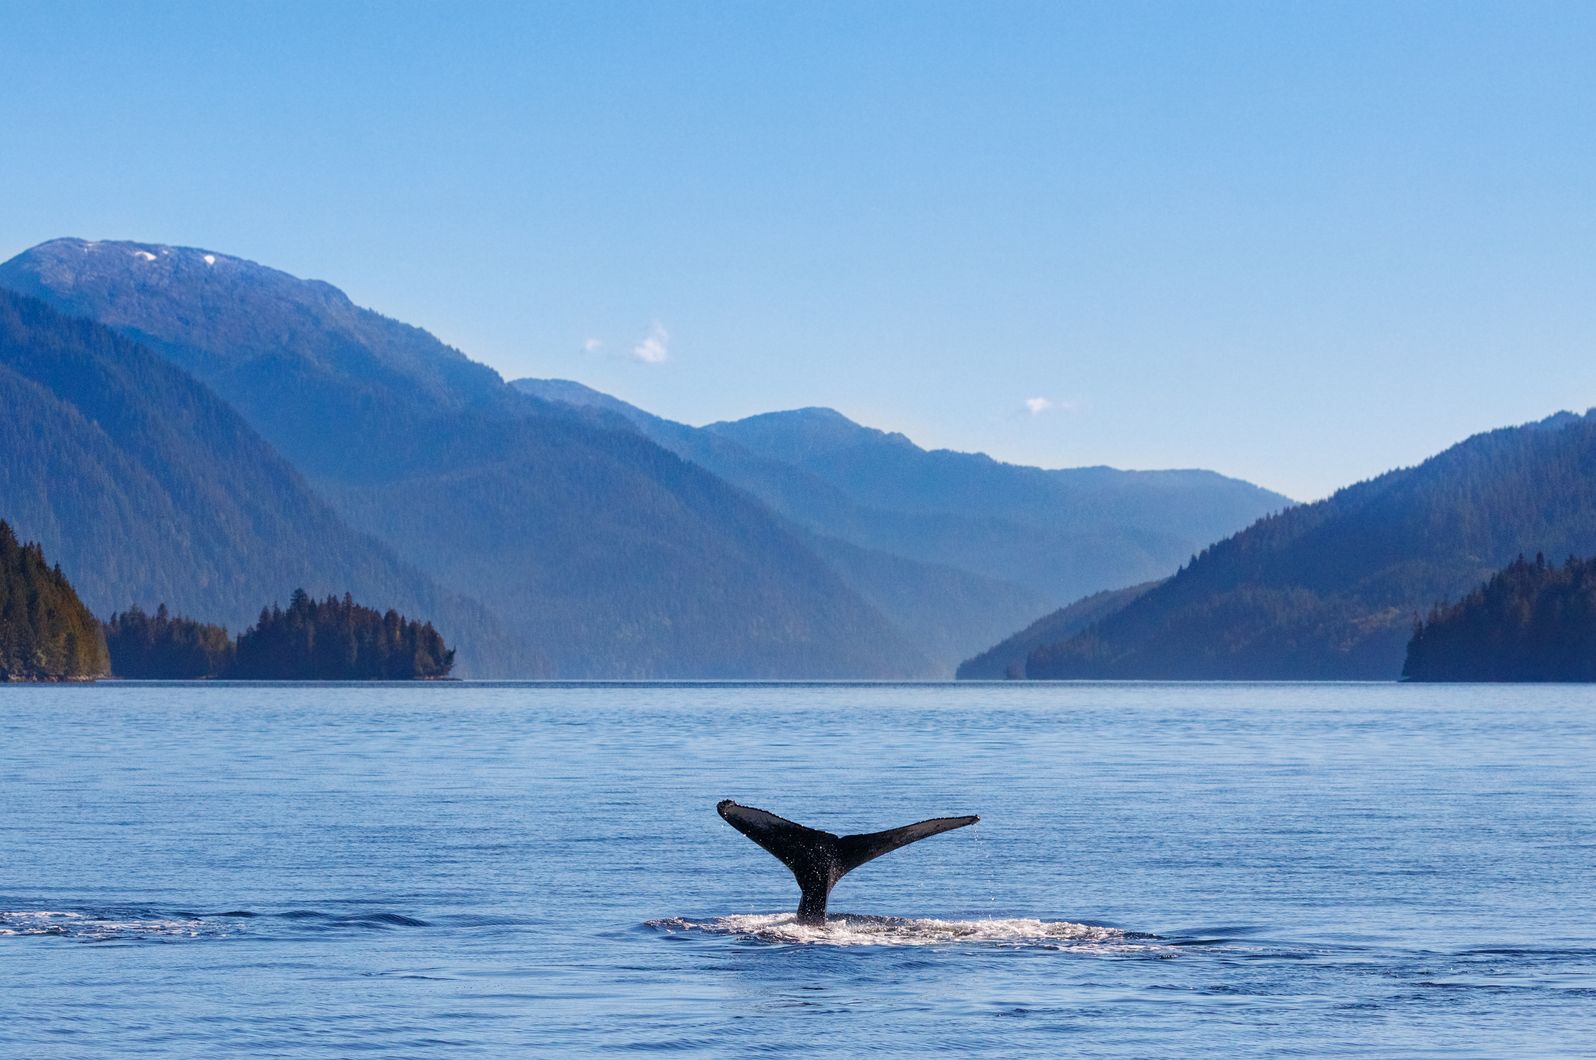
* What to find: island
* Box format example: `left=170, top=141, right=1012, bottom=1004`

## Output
left=108, top=589, right=455, bottom=680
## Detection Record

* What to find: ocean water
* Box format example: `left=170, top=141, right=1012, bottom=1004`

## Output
left=2, top=681, right=1594, bottom=1057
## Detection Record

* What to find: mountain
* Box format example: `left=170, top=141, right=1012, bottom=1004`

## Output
left=0, top=287, right=522, bottom=674
left=1027, top=411, right=1596, bottom=680
left=701, top=407, right=1293, bottom=604
left=0, top=239, right=927, bottom=678
left=514, top=378, right=1290, bottom=669
left=955, top=581, right=1159, bottom=680
left=1404, top=554, right=1596, bottom=682
left=0, top=519, right=108, bottom=681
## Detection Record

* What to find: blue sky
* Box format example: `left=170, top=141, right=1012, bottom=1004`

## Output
left=4, top=1, right=1594, bottom=499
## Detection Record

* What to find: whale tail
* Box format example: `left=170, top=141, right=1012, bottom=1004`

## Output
left=716, top=800, right=979, bottom=925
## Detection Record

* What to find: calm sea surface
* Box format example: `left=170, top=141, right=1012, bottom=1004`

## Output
left=2, top=682, right=1594, bottom=1057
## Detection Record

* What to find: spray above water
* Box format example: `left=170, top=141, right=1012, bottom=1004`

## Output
left=696, top=802, right=1162, bottom=950
left=648, top=913, right=1164, bottom=952
left=0, top=907, right=432, bottom=942
left=0, top=910, right=223, bottom=941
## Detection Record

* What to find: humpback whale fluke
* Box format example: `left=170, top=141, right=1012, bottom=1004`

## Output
left=716, top=800, right=979, bottom=925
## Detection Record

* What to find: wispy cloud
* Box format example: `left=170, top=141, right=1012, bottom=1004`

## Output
left=1023, top=396, right=1079, bottom=416
left=631, top=321, right=670, bottom=364
left=583, top=337, right=603, bottom=353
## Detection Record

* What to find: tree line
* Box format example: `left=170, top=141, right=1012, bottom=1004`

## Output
left=107, top=589, right=454, bottom=680
left=1404, top=553, right=1596, bottom=682
left=2, top=519, right=453, bottom=681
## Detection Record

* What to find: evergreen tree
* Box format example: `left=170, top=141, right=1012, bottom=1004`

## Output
left=231, top=590, right=454, bottom=680
left=0, top=519, right=109, bottom=680
left=104, top=604, right=234, bottom=678
left=1404, top=554, right=1596, bottom=681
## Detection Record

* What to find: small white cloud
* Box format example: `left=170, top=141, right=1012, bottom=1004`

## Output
left=132, top=250, right=156, bottom=262
left=631, top=321, right=670, bottom=364
left=203, top=254, right=217, bottom=266
left=1025, top=396, right=1053, bottom=416
left=583, top=337, right=603, bottom=353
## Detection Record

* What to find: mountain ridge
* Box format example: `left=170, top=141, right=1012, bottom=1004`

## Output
left=0, top=286, right=526, bottom=674
left=0, top=239, right=931, bottom=678
left=515, top=376, right=1292, bottom=669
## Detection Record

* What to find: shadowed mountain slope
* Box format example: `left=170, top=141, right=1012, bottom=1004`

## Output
left=0, top=288, right=523, bottom=674
left=1027, top=411, right=1596, bottom=680
left=0, top=239, right=926, bottom=677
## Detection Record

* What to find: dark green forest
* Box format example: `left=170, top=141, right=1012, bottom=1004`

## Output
left=231, top=590, right=454, bottom=680
left=104, top=604, right=234, bottom=679
left=1404, top=554, right=1596, bottom=681
left=104, top=591, right=454, bottom=680
left=0, top=520, right=108, bottom=680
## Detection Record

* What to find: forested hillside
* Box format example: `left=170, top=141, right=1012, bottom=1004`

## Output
left=0, top=240, right=925, bottom=677
left=1026, top=411, right=1596, bottom=680
left=0, top=287, right=524, bottom=675
left=0, top=520, right=108, bottom=680
left=1405, top=554, right=1596, bottom=682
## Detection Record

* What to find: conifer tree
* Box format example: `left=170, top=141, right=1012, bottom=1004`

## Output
left=0, top=520, right=109, bottom=680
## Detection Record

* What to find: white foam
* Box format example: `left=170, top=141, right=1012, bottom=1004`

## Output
left=649, top=912, right=1162, bottom=951
left=0, top=910, right=223, bottom=941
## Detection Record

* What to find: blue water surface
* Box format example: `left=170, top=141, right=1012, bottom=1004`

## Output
left=2, top=682, right=1594, bottom=1056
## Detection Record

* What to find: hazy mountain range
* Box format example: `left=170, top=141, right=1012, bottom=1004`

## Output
left=513, top=379, right=1292, bottom=668
left=0, top=237, right=1289, bottom=676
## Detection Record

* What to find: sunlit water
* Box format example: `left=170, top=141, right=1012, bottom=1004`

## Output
left=2, top=682, right=1594, bottom=1056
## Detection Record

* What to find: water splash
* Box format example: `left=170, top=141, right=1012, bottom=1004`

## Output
left=0, top=907, right=433, bottom=942
left=647, top=912, right=1165, bottom=951
left=0, top=910, right=222, bottom=942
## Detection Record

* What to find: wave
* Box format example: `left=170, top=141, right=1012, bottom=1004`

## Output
left=0, top=906, right=433, bottom=942
left=0, top=909, right=223, bottom=942
left=646, top=912, right=1165, bottom=951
